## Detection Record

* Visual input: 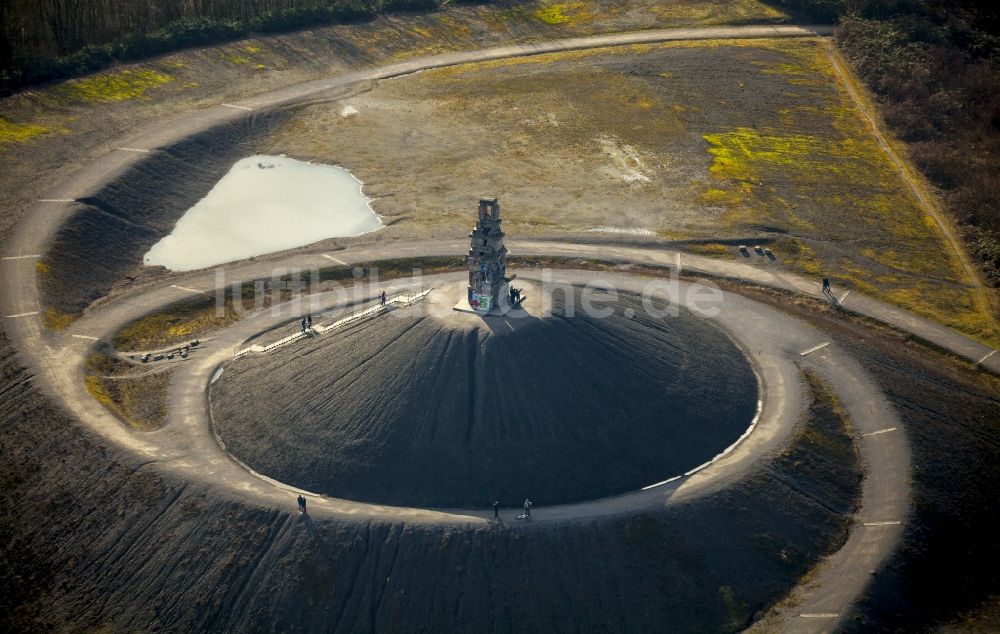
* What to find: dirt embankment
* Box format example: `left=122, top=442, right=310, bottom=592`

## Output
left=38, top=111, right=290, bottom=319
left=730, top=284, right=1000, bottom=631
left=838, top=334, right=1000, bottom=631
left=1, top=321, right=860, bottom=632
left=82, top=349, right=171, bottom=431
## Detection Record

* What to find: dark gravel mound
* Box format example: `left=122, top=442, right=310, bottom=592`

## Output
left=1, top=313, right=857, bottom=633
left=212, top=291, right=758, bottom=508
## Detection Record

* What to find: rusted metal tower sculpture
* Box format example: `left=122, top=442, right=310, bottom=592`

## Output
left=467, top=198, right=509, bottom=313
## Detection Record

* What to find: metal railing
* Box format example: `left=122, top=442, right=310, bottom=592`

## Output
left=234, top=289, right=431, bottom=358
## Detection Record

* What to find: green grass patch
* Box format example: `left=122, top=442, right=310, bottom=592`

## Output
left=699, top=42, right=997, bottom=346
left=113, top=290, right=239, bottom=352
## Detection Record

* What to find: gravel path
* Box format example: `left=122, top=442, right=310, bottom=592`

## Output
left=7, top=260, right=908, bottom=631
left=4, top=23, right=988, bottom=631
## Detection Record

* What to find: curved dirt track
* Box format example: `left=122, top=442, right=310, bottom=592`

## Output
left=199, top=272, right=804, bottom=518
left=0, top=23, right=993, bottom=632
left=8, top=260, right=909, bottom=631
left=32, top=270, right=802, bottom=521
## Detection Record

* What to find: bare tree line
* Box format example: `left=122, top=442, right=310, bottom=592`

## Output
left=0, top=0, right=392, bottom=70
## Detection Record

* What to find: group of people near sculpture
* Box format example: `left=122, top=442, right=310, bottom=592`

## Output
left=507, top=286, right=524, bottom=307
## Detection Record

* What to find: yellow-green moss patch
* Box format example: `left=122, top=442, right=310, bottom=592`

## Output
left=114, top=297, right=236, bottom=352
left=59, top=69, right=173, bottom=103
left=42, top=308, right=77, bottom=331
left=683, top=242, right=735, bottom=257
left=0, top=116, right=52, bottom=144
left=701, top=121, right=993, bottom=343
left=535, top=2, right=588, bottom=25
left=85, top=353, right=171, bottom=431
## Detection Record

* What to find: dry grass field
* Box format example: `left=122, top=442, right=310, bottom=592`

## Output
left=3, top=1, right=990, bottom=342
left=270, top=37, right=995, bottom=344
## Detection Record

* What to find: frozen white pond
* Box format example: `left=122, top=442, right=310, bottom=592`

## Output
left=144, top=155, right=382, bottom=271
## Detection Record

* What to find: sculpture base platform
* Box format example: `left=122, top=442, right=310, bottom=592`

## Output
left=453, top=298, right=502, bottom=316
left=427, top=281, right=538, bottom=336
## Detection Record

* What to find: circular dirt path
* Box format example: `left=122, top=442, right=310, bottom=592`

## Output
left=11, top=263, right=910, bottom=632
left=9, top=267, right=875, bottom=525
left=2, top=23, right=994, bottom=631
left=57, top=271, right=797, bottom=523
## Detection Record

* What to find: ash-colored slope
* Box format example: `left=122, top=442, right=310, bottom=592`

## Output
left=0, top=327, right=859, bottom=634
left=212, top=293, right=758, bottom=508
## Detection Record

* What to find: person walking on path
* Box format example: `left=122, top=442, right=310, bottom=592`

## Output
left=820, top=276, right=841, bottom=308
left=381, top=290, right=387, bottom=307
left=297, top=495, right=307, bottom=514
left=300, top=317, right=307, bottom=333
left=523, top=498, right=532, bottom=518
left=493, top=500, right=500, bottom=519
